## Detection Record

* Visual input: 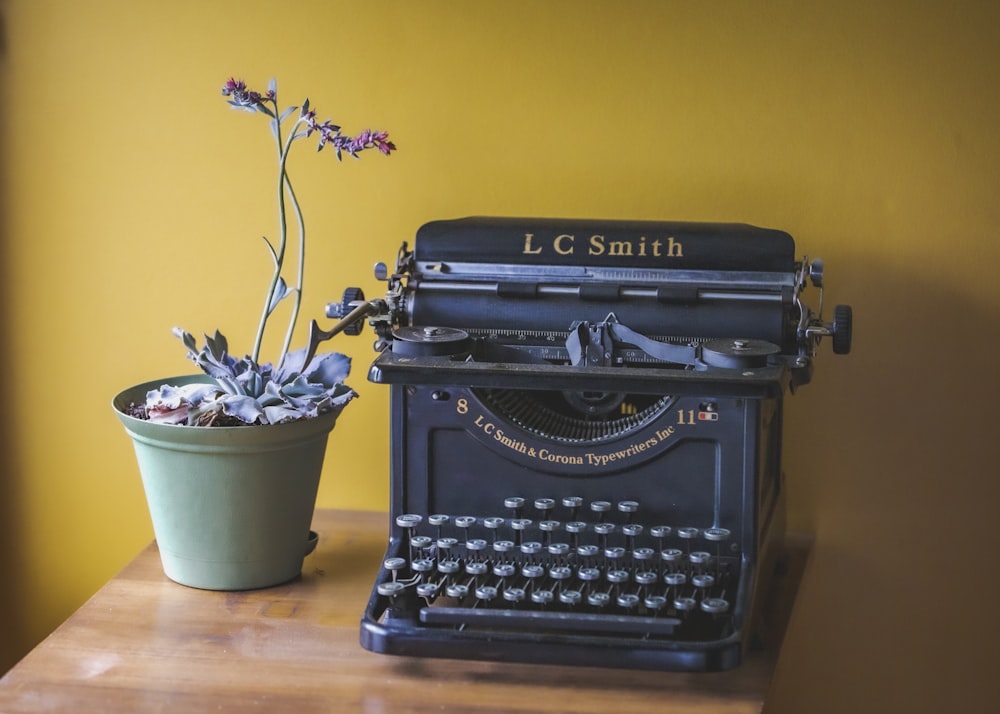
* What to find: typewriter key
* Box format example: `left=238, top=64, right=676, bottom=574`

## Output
left=703, top=527, right=731, bottom=542
left=703, top=527, right=732, bottom=573
left=446, top=583, right=469, bottom=600
left=664, top=572, right=687, bottom=587
left=587, top=592, right=611, bottom=608
left=483, top=516, right=504, bottom=531
left=383, top=557, right=408, bottom=582
left=520, top=541, right=543, bottom=556
left=692, top=574, right=715, bottom=589
left=689, top=551, right=712, bottom=566
left=645, top=595, right=667, bottom=612
left=651, top=526, right=672, bottom=552
left=475, top=585, right=498, bottom=603
left=377, top=581, right=407, bottom=599
left=534, top=498, right=556, bottom=518
left=577, top=544, right=599, bottom=562
left=503, top=587, right=526, bottom=604
left=396, top=514, right=423, bottom=529
left=562, top=496, right=584, bottom=520
left=410, top=535, right=432, bottom=551
left=465, top=561, right=488, bottom=577
left=384, top=557, right=407, bottom=570
left=493, top=540, right=515, bottom=555
left=411, top=558, right=435, bottom=576
left=661, top=548, right=684, bottom=565
left=594, top=523, right=616, bottom=554
left=594, top=522, right=616, bottom=548
left=504, top=497, right=525, bottom=517
left=577, top=566, right=601, bottom=582
left=622, top=523, right=644, bottom=552
left=437, top=559, right=460, bottom=575
left=634, top=571, right=658, bottom=587
left=428, top=514, right=450, bottom=536
left=522, top=564, right=545, bottom=583
left=437, top=537, right=458, bottom=553
left=633, top=547, right=655, bottom=562
left=617, top=593, right=640, bottom=611
left=510, top=518, right=532, bottom=545
left=416, top=582, right=439, bottom=600
left=559, top=590, right=583, bottom=606
left=531, top=589, right=554, bottom=606
left=396, top=514, right=423, bottom=549
left=677, top=527, right=700, bottom=541
left=565, top=521, right=587, bottom=548
left=604, top=546, right=626, bottom=564
left=673, top=596, right=697, bottom=612
left=455, top=516, right=477, bottom=530
left=547, top=542, right=570, bottom=557
left=538, top=520, right=561, bottom=545
left=590, top=500, right=612, bottom=521
left=549, top=565, right=573, bottom=581
left=678, top=528, right=700, bottom=558
left=700, top=597, right=730, bottom=614
left=465, top=538, right=487, bottom=553
left=607, top=569, right=630, bottom=584
left=493, top=563, right=516, bottom=579
left=617, top=500, right=639, bottom=523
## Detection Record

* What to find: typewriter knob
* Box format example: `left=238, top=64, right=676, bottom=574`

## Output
left=808, top=258, right=825, bottom=288
left=326, top=287, right=366, bottom=336
left=700, top=338, right=780, bottom=369
left=391, top=326, right=471, bottom=357
left=832, top=304, right=853, bottom=355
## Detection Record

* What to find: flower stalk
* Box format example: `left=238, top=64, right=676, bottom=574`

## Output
left=220, top=77, right=396, bottom=368
left=149, top=78, right=396, bottom=426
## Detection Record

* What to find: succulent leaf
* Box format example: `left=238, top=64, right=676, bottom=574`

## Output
left=154, top=329, right=355, bottom=425
left=268, top=278, right=289, bottom=315
left=220, top=395, right=266, bottom=424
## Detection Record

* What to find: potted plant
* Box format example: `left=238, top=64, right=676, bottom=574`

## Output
left=112, top=77, right=395, bottom=590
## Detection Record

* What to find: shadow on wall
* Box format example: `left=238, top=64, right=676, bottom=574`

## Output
left=0, top=4, right=26, bottom=676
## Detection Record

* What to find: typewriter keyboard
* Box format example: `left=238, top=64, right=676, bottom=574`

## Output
left=375, top=497, right=741, bottom=641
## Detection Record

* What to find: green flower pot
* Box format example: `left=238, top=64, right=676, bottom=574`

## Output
left=113, top=375, right=342, bottom=590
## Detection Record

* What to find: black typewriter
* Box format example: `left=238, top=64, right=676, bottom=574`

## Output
left=316, top=216, right=852, bottom=672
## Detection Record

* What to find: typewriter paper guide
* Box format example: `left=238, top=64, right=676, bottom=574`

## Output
left=338, top=216, right=850, bottom=673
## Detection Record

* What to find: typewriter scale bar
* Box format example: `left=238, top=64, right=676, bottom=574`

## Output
left=446, top=328, right=767, bottom=367
left=369, top=350, right=792, bottom=399
left=413, top=275, right=791, bottom=301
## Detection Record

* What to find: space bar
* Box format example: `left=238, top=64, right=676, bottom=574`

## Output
left=420, top=606, right=681, bottom=636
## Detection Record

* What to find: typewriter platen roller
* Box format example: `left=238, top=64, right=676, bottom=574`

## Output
left=321, top=216, right=851, bottom=672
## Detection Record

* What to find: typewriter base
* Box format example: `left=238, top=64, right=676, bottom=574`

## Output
left=361, top=617, right=742, bottom=672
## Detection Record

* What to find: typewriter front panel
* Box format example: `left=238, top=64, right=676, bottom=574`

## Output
left=360, top=380, right=784, bottom=672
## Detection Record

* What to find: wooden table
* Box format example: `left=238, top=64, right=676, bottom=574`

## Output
left=0, top=509, right=809, bottom=713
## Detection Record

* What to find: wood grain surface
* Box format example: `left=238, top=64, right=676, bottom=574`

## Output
left=0, top=510, right=808, bottom=713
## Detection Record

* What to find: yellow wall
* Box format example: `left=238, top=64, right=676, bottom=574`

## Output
left=2, top=1, right=998, bottom=711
